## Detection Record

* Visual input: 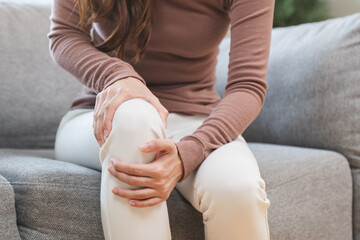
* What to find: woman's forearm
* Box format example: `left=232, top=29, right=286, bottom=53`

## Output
left=175, top=0, right=275, bottom=182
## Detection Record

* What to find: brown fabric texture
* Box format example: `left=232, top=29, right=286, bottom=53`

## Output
left=47, top=0, right=275, bottom=181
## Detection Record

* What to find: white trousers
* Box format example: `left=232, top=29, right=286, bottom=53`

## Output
left=55, top=98, right=271, bottom=240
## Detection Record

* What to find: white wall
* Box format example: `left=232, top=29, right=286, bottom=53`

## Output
left=327, top=0, right=360, bottom=17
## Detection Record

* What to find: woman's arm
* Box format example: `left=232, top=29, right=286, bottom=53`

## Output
left=176, top=0, right=275, bottom=182
left=48, top=0, right=169, bottom=148
left=47, top=0, right=145, bottom=94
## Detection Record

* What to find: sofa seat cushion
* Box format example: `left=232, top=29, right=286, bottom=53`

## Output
left=0, top=148, right=203, bottom=240
left=0, top=174, right=21, bottom=240
left=248, top=143, right=352, bottom=240
left=351, top=168, right=360, bottom=239
left=0, top=144, right=352, bottom=240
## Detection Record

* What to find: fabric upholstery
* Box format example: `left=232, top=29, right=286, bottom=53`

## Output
left=0, top=1, right=82, bottom=149
left=0, top=174, right=21, bottom=240
left=352, top=168, right=360, bottom=240
left=249, top=143, right=353, bottom=240
left=0, top=148, right=203, bottom=240
left=238, top=13, right=360, bottom=168
left=0, top=1, right=355, bottom=240
left=0, top=144, right=352, bottom=240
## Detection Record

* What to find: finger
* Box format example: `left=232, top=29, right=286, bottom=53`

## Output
left=93, top=93, right=105, bottom=146
left=140, top=139, right=173, bottom=153
left=108, top=166, right=154, bottom=187
left=112, top=187, right=157, bottom=200
left=111, top=158, right=156, bottom=178
left=96, top=91, right=113, bottom=146
left=102, top=92, right=128, bottom=138
left=129, top=197, right=163, bottom=208
left=93, top=94, right=103, bottom=131
left=94, top=94, right=102, bottom=117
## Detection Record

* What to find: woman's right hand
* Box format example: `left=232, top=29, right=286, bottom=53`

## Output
left=93, top=77, right=169, bottom=147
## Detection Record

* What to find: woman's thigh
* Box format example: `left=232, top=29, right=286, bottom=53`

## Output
left=54, top=108, right=101, bottom=171
left=174, top=134, right=270, bottom=240
left=175, top=134, right=267, bottom=206
left=54, top=107, right=184, bottom=172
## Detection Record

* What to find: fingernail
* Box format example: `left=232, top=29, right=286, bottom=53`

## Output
left=129, top=200, right=135, bottom=206
left=111, top=158, right=115, bottom=165
left=104, top=129, right=109, bottom=137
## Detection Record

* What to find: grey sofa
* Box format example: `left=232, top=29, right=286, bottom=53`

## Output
left=0, top=1, right=358, bottom=240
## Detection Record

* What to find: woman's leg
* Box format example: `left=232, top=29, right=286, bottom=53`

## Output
left=98, top=99, right=171, bottom=240
left=55, top=108, right=102, bottom=170
left=167, top=113, right=271, bottom=240
left=55, top=99, right=171, bottom=240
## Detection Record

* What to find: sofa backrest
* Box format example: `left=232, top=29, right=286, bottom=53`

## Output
left=0, top=1, right=82, bottom=148
left=0, top=1, right=231, bottom=149
left=242, top=13, right=360, bottom=168
left=4, top=1, right=358, bottom=169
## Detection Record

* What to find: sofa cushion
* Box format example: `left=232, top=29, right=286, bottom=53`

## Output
left=0, top=1, right=82, bottom=149
left=0, top=148, right=203, bottom=240
left=0, top=144, right=352, bottom=240
left=352, top=168, right=360, bottom=240
left=0, top=0, right=231, bottom=151
left=0, top=174, right=21, bottom=240
left=249, top=143, right=352, bottom=240
left=238, top=13, right=360, bottom=168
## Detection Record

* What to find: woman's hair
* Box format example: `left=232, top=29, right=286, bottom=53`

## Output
left=76, top=0, right=153, bottom=64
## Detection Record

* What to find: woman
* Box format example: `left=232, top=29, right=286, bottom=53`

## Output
left=48, top=0, right=274, bottom=239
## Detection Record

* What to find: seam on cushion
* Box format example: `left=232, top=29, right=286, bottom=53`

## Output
left=266, top=161, right=349, bottom=192
left=10, top=182, right=100, bottom=190
left=0, top=183, right=12, bottom=186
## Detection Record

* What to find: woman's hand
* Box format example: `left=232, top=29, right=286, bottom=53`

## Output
left=93, top=77, right=169, bottom=147
left=108, top=138, right=184, bottom=208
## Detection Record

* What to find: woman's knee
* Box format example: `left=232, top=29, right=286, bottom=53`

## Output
left=99, top=98, right=166, bottom=164
left=207, top=175, right=268, bottom=204
left=111, top=98, right=164, bottom=135
left=195, top=167, right=270, bottom=220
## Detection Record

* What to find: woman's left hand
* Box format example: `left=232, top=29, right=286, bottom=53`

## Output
left=108, top=138, right=184, bottom=208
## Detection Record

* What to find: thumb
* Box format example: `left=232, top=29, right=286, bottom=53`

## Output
left=140, top=139, right=172, bottom=153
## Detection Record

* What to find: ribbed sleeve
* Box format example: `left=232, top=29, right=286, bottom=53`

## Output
left=47, top=0, right=146, bottom=94
left=175, top=0, right=275, bottom=182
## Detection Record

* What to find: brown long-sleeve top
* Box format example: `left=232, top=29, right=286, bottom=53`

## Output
left=48, top=0, right=275, bottom=182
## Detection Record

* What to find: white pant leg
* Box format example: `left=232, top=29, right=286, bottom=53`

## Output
left=98, top=99, right=171, bottom=240
left=55, top=108, right=102, bottom=170
left=167, top=113, right=271, bottom=240
left=55, top=99, right=172, bottom=240
left=55, top=102, right=271, bottom=240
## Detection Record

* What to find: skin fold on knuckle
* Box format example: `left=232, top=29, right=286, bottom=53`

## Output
left=104, top=109, right=113, bottom=128
left=104, top=102, right=112, bottom=112
left=127, top=176, right=138, bottom=186
left=113, top=171, right=124, bottom=183
left=114, top=189, right=124, bottom=198
left=135, top=191, right=146, bottom=199
left=126, top=165, right=136, bottom=174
